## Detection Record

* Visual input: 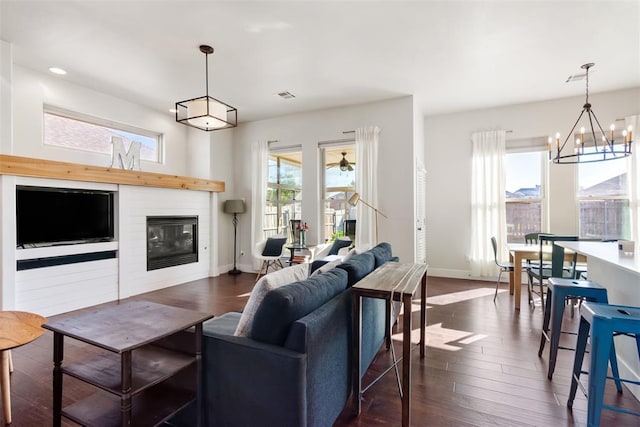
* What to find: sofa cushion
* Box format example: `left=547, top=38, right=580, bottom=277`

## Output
left=369, top=242, right=393, bottom=268
left=328, top=238, right=352, bottom=255
left=310, top=258, right=342, bottom=276
left=234, top=262, right=310, bottom=337
left=336, top=252, right=375, bottom=287
left=251, top=268, right=348, bottom=345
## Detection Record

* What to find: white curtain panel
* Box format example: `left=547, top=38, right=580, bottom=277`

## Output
left=251, top=140, right=269, bottom=270
left=626, top=114, right=640, bottom=244
left=355, top=126, right=380, bottom=248
left=470, top=129, right=507, bottom=277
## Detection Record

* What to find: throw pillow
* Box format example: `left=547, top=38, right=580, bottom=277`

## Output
left=262, top=236, right=287, bottom=256
left=234, top=262, right=309, bottom=336
left=328, top=238, right=352, bottom=256
left=250, top=268, right=348, bottom=345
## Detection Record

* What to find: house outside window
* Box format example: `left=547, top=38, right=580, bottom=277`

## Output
left=577, top=149, right=630, bottom=240
left=43, top=107, right=162, bottom=163
left=321, top=146, right=355, bottom=242
left=266, top=150, right=302, bottom=240
left=505, top=151, right=545, bottom=243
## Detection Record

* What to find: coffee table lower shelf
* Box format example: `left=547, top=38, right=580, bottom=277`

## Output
left=62, top=379, right=195, bottom=427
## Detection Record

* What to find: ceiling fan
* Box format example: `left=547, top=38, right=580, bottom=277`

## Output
left=327, top=152, right=355, bottom=172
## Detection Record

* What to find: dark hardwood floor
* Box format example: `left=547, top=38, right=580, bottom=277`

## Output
left=4, top=274, right=640, bottom=426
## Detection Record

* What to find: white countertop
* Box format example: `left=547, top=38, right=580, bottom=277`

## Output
left=556, top=241, right=640, bottom=276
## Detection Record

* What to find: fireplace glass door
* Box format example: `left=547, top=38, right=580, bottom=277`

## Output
left=147, top=216, right=198, bottom=271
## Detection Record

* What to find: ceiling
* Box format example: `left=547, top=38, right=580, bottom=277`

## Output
left=2, top=1, right=639, bottom=124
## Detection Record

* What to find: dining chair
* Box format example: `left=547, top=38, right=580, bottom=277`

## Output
left=491, top=236, right=515, bottom=302
left=254, top=236, right=288, bottom=281
left=526, top=234, right=579, bottom=312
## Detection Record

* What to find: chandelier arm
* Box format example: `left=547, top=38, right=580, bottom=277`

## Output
left=586, top=112, right=599, bottom=153
left=560, top=109, right=586, bottom=154
left=589, top=110, right=614, bottom=151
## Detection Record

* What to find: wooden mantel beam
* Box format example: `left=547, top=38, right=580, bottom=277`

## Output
left=0, top=154, right=225, bottom=192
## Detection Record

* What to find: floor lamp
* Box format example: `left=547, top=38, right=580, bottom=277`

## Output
left=224, top=199, right=246, bottom=275
left=348, top=192, right=387, bottom=244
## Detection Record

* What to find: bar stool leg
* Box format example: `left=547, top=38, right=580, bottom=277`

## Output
left=548, top=289, right=567, bottom=379
left=538, top=288, right=553, bottom=357
left=608, top=345, right=623, bottom=393
left=587, top=319, right=613, bottom=427
left=568, top=316, right=590, bottom=408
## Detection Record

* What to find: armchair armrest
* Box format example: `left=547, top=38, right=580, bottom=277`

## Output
left=201, top=314, right=307, bottom=427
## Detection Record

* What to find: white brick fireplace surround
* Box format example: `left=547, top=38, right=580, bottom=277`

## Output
left=0, top=157, right=224, bottom=317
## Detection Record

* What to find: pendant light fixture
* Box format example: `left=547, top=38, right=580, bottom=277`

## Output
left=176, top=45, right=237, bottom=131
left=549, top=63, right=632, bottom=164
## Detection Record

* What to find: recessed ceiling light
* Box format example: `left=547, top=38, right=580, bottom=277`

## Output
left=49, top=67, right=67, bottom=75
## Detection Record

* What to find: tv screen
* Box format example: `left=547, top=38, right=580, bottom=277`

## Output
left=16, top=186, right=115, bottom=247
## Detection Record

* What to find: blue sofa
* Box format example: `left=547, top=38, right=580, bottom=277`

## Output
left=171, top=242, right=397, bottom=427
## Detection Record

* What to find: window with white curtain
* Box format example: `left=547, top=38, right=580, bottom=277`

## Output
left=321, top=145, right=356, bottom=242
left=577, top=149, right=630, bottom=240
left=266, top=150, right=302, bottom=239
left=505, top=147, right=546, bottom=243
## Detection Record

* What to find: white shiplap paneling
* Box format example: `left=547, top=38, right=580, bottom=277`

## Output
left=15, top=259, right=118, bottom=316
left=118, top=185, right=211, bottom=298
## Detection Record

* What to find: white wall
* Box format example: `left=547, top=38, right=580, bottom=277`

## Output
left=0, top=53, right=236, bottom=314
left=424, top=88, right=640, bottom=279
left=11, top=66, right=191, bottom=174
left=231, top=96, right=417, bottom=268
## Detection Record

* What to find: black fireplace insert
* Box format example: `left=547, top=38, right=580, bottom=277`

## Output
left=147, top=216, right=198, bottom=271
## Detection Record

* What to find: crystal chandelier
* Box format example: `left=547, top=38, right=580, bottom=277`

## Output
left=549, top=63, right=632, bottom=164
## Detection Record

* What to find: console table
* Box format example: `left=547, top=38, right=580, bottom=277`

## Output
left=43, top=301, right=213, bottom=427
left=352, top=262, right=428, bottom=427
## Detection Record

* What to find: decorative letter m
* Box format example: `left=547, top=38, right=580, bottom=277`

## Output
left=111, top=136, right=141, bottom=170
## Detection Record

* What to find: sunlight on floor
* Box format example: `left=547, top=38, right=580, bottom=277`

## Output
left=425, top=287, right=499, bottom=305
left=392, top=322, right=488, bottom=351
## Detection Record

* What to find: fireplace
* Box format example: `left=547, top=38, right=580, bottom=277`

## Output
left=147, top=216, right=198, bottom=271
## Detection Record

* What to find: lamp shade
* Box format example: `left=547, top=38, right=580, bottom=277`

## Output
left=348, top=192, right=360, bottom=207
left=224, top=199, right=246, bottom=214
left=186, top=97, right=228, bottom=130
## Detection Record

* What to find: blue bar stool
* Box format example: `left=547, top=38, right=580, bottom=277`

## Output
left=567, top=302, right=640, bottom=426
left=539, top=278, right=619, bottom=380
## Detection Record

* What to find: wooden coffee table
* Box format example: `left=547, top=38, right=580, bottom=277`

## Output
left=43, top=301, right=212, bottom=427
left=0, top=311, right=47, bottom=425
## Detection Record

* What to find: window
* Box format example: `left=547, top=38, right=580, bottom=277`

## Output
left=577, top=149, right=630, bottom=240
left=321, top=146, right=356, bottom=242
left=505, top=151, right=545, bottom=243
left=266, top=150, right=302, bottom=240
left=43, top=107, right=161, bottom=163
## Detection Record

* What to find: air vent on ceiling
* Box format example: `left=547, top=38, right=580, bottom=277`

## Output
left=566, top=70, right=596, bottom=83
left=277, top=91, right=296, bottom=99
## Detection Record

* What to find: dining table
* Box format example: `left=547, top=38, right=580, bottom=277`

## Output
left=506, top=243, right=584, bottom=311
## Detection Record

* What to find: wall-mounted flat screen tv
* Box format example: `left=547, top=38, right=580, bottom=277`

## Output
left=16, top=186, right=115, bottom=247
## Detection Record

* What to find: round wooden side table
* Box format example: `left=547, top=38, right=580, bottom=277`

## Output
left=0, top=311, right=46, bottom=425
